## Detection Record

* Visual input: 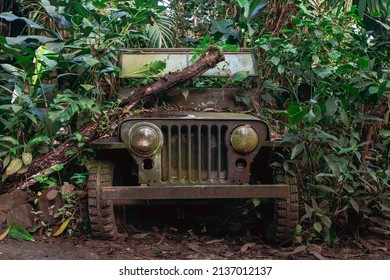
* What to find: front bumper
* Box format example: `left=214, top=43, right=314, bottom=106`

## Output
left=100, top=184, right=290, bottom=205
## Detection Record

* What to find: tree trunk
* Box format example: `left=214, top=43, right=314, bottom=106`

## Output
left=0, top=47, right=225, bottom=194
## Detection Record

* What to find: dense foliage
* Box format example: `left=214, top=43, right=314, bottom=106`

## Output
left=257, top=0, right=389, bottom=244
left=0, top=0, right=389, bottom=242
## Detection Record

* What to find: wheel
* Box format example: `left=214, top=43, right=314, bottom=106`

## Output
left=261, top=167, right=299, bottom=244
left=86, top=160, right=118, bottom=239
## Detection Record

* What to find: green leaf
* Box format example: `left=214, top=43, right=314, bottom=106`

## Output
left=294, top=224, right=302, bottom=235
left=379, top=130, right=390, bottom=138
left=0, top=12, right=45, bottom=30
left=270, top=56, right=280, bottom=66
left=6, top=36, right=57, bottom=45
left=71, top=14, right=84, bottom=25
left=0, top=64, right=25, bottom=77
left=281, top=29, right=297, bottom=33
left=356, top=58, right=369, bottom=68
left=315, top=184, right=337, bottom=194
left=324, top=156, right=341, bottom=177
left=312, top=54, right=320, bottom=63
left=27, top=135, right=50, bottom=148
left=123, top=60, right=166, bottom=77
left=349, top=198, right=359, bottom=214
left=7, top=222, right=35, bottom=242
left=369, top=86, right=378, bottom=94
left=357, top=0, right=367, bottom=18
left=305, top=108, right=316, bottom=124
left=291, top=143, right=304, bottom=159
left=325, top=97, right=337, bottom=116
left=210, top=17, right=234, bottom=36
left=11, top=105, right=23, bottom=114
left=375, top=81, right=388, bottom=99
left=328, top=50, right=341, bottom=60
left=317, top=131, right=339, bottom=142
left=232, top=71, right=249, bottom=83
left=252, top=198, right=261, bottom=207
left=343, top=184, right=355, bottom=193
left=23, top=112, right=38, bottom=125
left=323, top=224, right=336, bottom=246
left=287, top=103, right=307, bottom=124
left=277, top=64, right=286, bottom=74
left=248, top=0, right=268, bottom=20
left=0, top=136, right=19, bottom=146
left=313, top=66, right=332, bottom=78
left=313, top=222, right=322, bottom=233
left=370, top=11, right=382, bottom=17
left=65, top=150, right=78, bottom=156
left=321, top=215, right=332, bottom=229
left=340, top=108, right=349, bottom=127
left=338, top=147, right=354, bottom=155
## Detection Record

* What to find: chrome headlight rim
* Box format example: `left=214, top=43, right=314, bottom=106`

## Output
left=230, top=124, right=259, bottom=154
left=126, top=122, right=163, bottom=157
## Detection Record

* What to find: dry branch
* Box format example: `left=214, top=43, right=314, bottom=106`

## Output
left=0, top=47, right=225, bottom=194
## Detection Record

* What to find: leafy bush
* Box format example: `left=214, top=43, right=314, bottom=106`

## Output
left=0, top=0, right=176, bottom=234
left=256, top=1, right=390, bottom=244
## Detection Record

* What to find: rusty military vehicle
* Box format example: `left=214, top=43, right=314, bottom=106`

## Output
left=86, top=49, right=298, bottom=244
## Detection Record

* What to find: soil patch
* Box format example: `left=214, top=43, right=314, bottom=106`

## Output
left=1, top=204, right=389, bottom=260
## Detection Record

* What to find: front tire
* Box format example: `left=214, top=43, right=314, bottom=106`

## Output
left=262, top=168, right=299, bottom=244
left=86, top=160, right=119, bottom=239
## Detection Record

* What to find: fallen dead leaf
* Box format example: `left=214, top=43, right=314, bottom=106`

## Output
left=205, top=239, right=224, bottom=244
left=132, top=233, right=150, bottom=239
left=61, top=184, right=75, bottom=194
left=377, top=247, right=388, bottom=252
left=223, top=252, right=235, bottom=258
left=367, top=238, right=382, bottom=246
left=187, top=242, right=202, bottom=253
left=310, top=250, right=326, bottom=260
left=292, top=245, right=307, bottom=254
left=0, top=227, right=10, bottom=241
left=360, top=239, right=373, bottom=251
left=240, top=242, right=256, bottom=253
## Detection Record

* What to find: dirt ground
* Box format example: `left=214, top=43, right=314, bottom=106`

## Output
left=1, top=204, right=389, bottom=260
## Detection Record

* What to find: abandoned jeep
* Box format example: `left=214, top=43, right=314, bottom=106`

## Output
left=86, top=49, right=298, bottom=244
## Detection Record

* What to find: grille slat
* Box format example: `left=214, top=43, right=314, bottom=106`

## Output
left=208, top=125, right=211, bottom=181
left=218, top=126, right=221, bottom=180
left=197, top=125, right=202, bottom=182
left=177, top=126, right=181, bottom=181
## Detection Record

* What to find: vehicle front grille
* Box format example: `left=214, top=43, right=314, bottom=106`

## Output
left=120, top=113, right=268, bottom=187
left=161, top=124, right=228, bottom=184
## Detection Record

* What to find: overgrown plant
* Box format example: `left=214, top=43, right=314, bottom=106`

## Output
left=257, top=1, right=390, bottom=244
left=0, top=0, right=176, bottom=236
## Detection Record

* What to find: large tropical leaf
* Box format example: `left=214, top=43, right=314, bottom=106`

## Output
left=145, top=14, right=175, bottom=48
left=0, top=12, right=45, bottom=30
left=236, top=0, right=268, bottom=21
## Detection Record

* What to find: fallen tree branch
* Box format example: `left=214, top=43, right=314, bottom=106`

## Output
left=0, top=47, right=225, bottom=194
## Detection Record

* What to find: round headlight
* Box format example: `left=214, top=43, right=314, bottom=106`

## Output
left=128, top=124, right=162, bottom=156
left=230, top=125, right=259, bottom=153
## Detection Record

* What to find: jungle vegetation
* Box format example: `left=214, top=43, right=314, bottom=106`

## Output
left=0, top=0, right=389, bottom=244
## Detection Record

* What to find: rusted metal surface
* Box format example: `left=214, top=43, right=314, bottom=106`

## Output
left=101, top=184, right=290, bottom=202
left=163, top=88, right=256, bottom=111
left=118, top=88, right=257, bottom=111
left=119, top=48, right=257, bottom=78
left=89, top=137, right=126, bottom=149
left=119, top=112, right=269, bottom=186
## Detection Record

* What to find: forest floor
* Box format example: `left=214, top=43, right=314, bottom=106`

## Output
left=1, top=204, right=389, bottom=260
